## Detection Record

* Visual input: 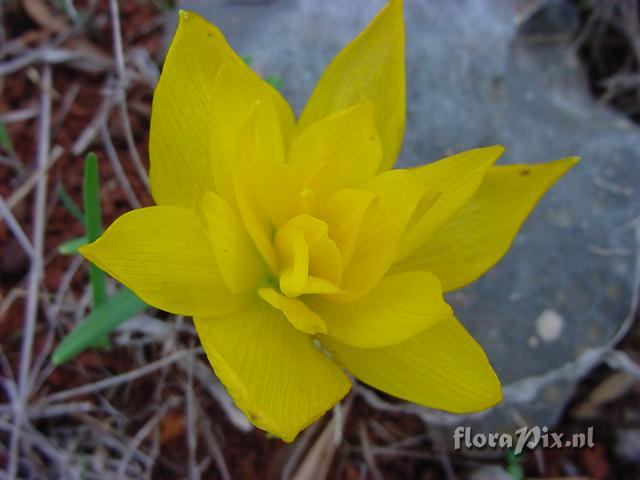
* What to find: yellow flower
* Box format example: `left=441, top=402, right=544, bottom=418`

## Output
left=79, top=0, right=578, bottom=441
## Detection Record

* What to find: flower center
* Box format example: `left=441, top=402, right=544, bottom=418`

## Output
left=273, top=214, right=343, bottom=297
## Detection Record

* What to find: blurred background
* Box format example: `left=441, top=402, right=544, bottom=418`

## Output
left=1, top=0, right=640, bottom=478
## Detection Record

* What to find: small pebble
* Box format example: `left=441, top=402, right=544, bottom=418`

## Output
left=535, top=309, right=564, bottom=342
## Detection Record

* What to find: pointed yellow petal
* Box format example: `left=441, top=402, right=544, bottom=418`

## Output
left=150, top=11, right=222, bottom=207
left=233, top=102, right=280, bottom=273
left=308, top=271, right=451, bottom=348
left=321, top=316, right=501, bottom=413
left=297, top=0, right=405, bottom=170
left=150, top=11, right=293, bottom=208
left=318, top=188, right=377, bottom=269
left=194, top=302, right=351, bottom=442
left=289, top=101, right=383, bottom=193
left=79, top=206, right=246, bottom=316
left=211, top=60, right=294, bottom=205
left=396, top=145, right=504, bottom=261
left=200, top=191, right=265, bottom=293
left=258, top=288, right=327, bottom=335
left=395, top=157, right=580, bottom=291
left=338, top=170, right=438, bottom=302
left=233, top=102, right=313, bottom=259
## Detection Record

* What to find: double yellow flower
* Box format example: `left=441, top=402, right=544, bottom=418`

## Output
left=80, top=0, right=578, bottom=441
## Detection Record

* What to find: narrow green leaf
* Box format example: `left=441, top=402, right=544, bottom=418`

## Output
left=58, top=236, right=88, bottom=255
left=57, top=184, right=85, bottom=226
left=52, top=288, right=148, bottom=365
left=83, top=152, right=107, bottom=308
left=505, top=450, right=524, bottom=480
left=0, top=119, right=14, bottom=155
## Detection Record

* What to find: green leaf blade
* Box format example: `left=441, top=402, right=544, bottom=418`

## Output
left=52, top=288, right=148, bottom=366
left=58, top=236, right=88, bottom=255
left=83, top=152, right=107, bottom=308
left=0, top=119, right=15, bottom=155
left=58, top=184, right=85, bottom=226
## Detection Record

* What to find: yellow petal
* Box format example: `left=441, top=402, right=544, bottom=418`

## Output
left=321, top=316, right=501, bottom=413
left=79, top=206, right=247, bottom=316
left=303, top=277, right=345, bottom=295
left=395, top=157, right=580, bottom=291
left=289, top=101, right=383, bottom=193
left=258, top=288, right=327, bottom=335
left=194, top=302, right=351, bottom=441
left=211, top=60, right=294, bottom=205
left=307, top=271, right=451, bottom=348
left=149, top=11, right=222, bottom=207
left=297, top=0, right=405, bottom=170
left=338, top=170, right=438, bottom=302
left=276, top=226, right=308, bottom=297
left=233, top=102, right=280, bottom=273
left=150, top=11, right=293, bottom=208
left=200, top=191, right=265, bottom=293
left=396, top=145, right=504, bottom=261
left=318, top=188, right=377, bottom=269
left=233, top=102, right=312, bottom=260
left=248, top=160, right=305, bottom=230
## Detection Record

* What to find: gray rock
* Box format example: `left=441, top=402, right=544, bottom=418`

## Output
left=168, top=0, right=640, bottom=434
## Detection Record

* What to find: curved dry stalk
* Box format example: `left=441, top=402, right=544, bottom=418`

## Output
left=108, top=0, right=149, bottom=189
left=7, top=64, right=52, bottom=480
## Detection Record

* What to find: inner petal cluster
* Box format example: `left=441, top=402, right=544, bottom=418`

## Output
left=274, top=214, right=343, bottom=297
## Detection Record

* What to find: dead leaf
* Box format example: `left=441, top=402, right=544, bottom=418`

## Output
left=60, top=38, right=114, bottom=73
left=291, top=396, right=354, bottom=480
left=158, top=409, right=185, bottom=444
left=23, top=0, right=70, bottom=33
left=571, top=370, right=635, bottom=419
left=291, top=416, right=340, bottom=480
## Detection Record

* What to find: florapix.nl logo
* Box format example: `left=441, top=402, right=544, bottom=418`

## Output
left=453, top=426, right=594, bottom=455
